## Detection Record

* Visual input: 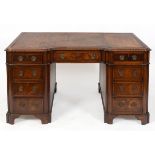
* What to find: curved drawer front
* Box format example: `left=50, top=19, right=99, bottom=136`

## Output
left=13, top=98, right=43, bottom=114
left=113, top=66, right=143, bottom=81
left=54, top=51, right=101, bottom=62
left=12, top=66, right=43, bottom=80
left=112, top=98, right=142, bottom=114
left=113, top=82, right=143, bottom=97
left=13, top=83, right=44, bottom=96
left=13, top=53, right=43, bottom=64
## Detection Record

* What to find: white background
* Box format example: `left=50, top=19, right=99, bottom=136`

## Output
left=0, top=0, right=155, bottom=154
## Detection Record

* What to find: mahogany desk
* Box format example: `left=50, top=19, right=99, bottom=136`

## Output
left=5, top=32, right=150, bottom=124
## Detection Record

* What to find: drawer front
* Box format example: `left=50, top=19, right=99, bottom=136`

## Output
left=113, top=82, right=143, bottom=97
left=112, top=52, right=144, bottom=64
left=54, top=51, right=101, bottom=62
left=112, top=98, right=142, bottom=114
left=13, top=53, right=43, bottom=64
left=13, top=83, right=44, bottom=96
left=13, top=98, right=43, bottom=114
left=113, top=66, right=143, bottom=81
left=12, top=66, right=43, bottom=80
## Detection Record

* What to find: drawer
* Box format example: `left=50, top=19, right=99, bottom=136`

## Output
left=113, top=66, right=143, bottom=81
left=13, top=53, right=43, bottom=64
left=112, top=52, right=144, bottom=64
left=54, top=51, right=101, bottom=62
left=113, top=82, right=143, bottom=97
left=12, top=66, right=43, bottom=80
left=112, top=98, right=142, bottom=114
left=13, top=83, right=44, bottom=96
left=13, top=98, right=43, bottom=114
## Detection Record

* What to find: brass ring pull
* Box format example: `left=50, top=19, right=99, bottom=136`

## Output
left=18, top=56, right=24, bottom=62
left=118, top=101, right=125, bottom=107
left=31, top=56, right=37, bottom=62
left=32, top=69, right=37, bottom=77
left=18, top=86, right=23, bottom=92
left=91, top=53, right=96, bottom=59
left=60, top=53, right=64, bottom=59
left=19, top=70, right=24, bottom=77
left=119, top=55, right=125, bottom=61
left=118, top=69, right=124, bottom=77
left=32, top=85, right=37, bottom=93
left=132, top=55, right=137, bottom=61
left=129, top=102, right=136, bottom=107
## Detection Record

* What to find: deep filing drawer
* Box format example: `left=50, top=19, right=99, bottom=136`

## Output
left=113, top=66, right=143, bottom=82
left=113, top=82, right=143, bottom=97
left=13, top=53, right=43, bottom=64
left=13, top=82, right=44, bottom=96
left=12, top=66, right=43, bottom=80
left=54, top=51, right=101, bottom=62
left=112, top=98, right=142, bottom=114
left=112, top=52, right=144, bottom=64
left=13, top=98, right=43, bottom=114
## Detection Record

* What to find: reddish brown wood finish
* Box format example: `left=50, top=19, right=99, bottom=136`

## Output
left=53, top=50, right=101, bottom=62
left=99, top=50, right=150, bottom=125
left=5, top=33, right=150, bottom=124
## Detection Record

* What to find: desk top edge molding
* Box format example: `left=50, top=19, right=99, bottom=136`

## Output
left=5, top=32, right=151, bottom=52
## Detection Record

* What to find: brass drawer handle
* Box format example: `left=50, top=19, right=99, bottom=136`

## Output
left=31, top=56, right=37, bottom=62
left=18, top=56, right=24, bottom=62
left=18, top=70, right=24, bottom=77
left=129, top=102, right=136, bottom=107
left=119, top=55, right=125, bottom=61
left=32, top=85, right=37, bottom=93
left=132, top=55, right=137, bottom=61
left=18, top=86, right=23, bottom=92
left=117, top=69, right=124, bottom=77
left=31, top=69, right=37, bottom=77
left=91, top=53, right=96, bottom=59
left=60, top=53, right=64, bottom=60
left=118, top=102, right=125, bottom=107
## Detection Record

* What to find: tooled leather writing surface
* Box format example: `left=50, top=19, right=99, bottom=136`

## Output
left=6, top=32, right=150, bottom=52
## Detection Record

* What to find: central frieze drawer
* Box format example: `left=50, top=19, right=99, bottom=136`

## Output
left=54, top=51, right=101, bottom=62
